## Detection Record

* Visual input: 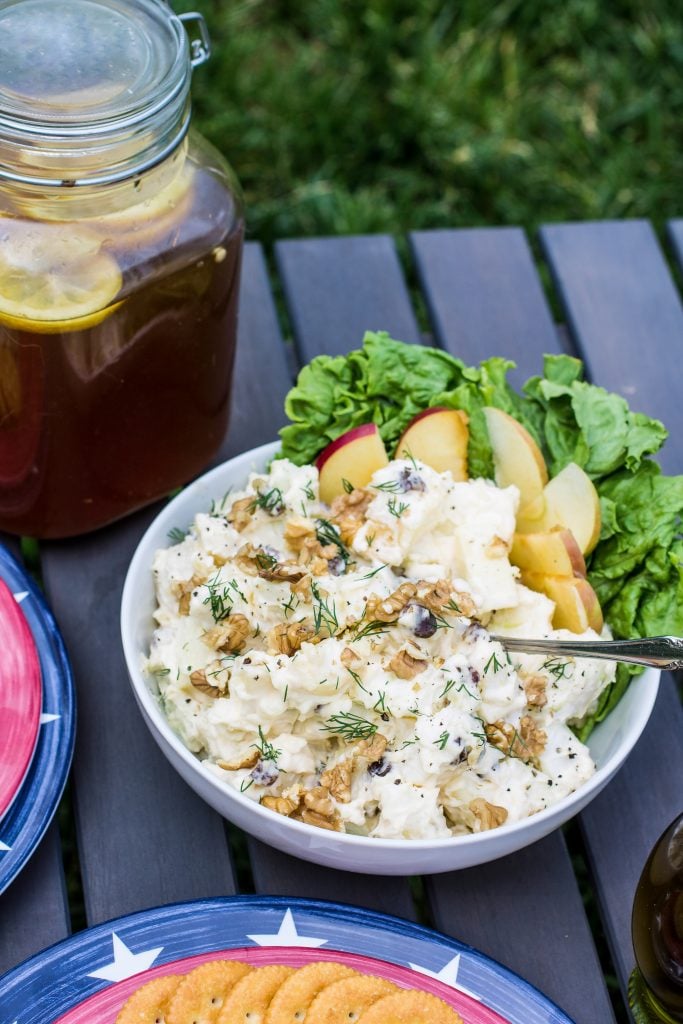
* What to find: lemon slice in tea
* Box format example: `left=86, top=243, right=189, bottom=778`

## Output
left=0, top=220, right=122, bottom=333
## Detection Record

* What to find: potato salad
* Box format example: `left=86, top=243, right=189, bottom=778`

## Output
left=146, top=457, right=616, bottom=839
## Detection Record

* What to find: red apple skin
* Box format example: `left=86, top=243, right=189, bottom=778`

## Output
left=399, top=405, right=450, bottom=427
left=315, top=423, right=380, bottom=472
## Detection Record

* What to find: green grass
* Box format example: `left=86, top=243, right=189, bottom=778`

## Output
left=177, top=0, right=683, bottom=246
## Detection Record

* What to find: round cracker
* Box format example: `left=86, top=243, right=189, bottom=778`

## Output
left=116, top=975, right=182, bottom=1023
left=306, top=973, right=397, bottom=1023
left=218, top=964, right=295, bottom=1024
left=167, top=960, right=252, bottom=1024
left=355, top=989, right=464, bottom=1023
left=264, top=961, right=358, bottom=1023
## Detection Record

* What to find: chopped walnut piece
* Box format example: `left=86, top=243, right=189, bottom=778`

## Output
left=290, top=574, right=312, bottom=598
left=469, top=798, right=508, bottom=831
left=171, top=571, right=209, bottom=616
left=267, top=620, right=318, bottom=656
left=485, top=716, right=547, bottom=764
left=366, top=582, right=417, bottom=622
left=235, top=543, right=307, bottom=582
left=217, top=748, right=260, bottom=771
left=320, top=761, right=353, bottom=803
left=204, top=613, right=251, bottom=653
left=284, top=517, right=317, bottom=553
left=340, top=646, right=361, bottom=668
left=296, top=807, right=344, bottom=831
left=486, top=535, right=510, bottom=557
left=226, top=496, right=254, bottom=532
left=388, top=646, right=428, bottom=680
left=303, top=786, right=336, bottom=816
left=261, top=794, right=300, bottom=816
left=356, top=732, right=387, bottom=764
left=190, top=668, right=225, bottom=698
left=413, top=578, right=477, bottom=618
left=523, top=673, right=548, bottom=708
left=329, top=488, right=373, bottom=544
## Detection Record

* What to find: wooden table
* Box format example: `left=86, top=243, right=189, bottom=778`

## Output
left=2, top=220, right=683, bottom=1023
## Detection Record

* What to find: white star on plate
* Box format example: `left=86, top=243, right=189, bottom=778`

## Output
left=87, top=933, right=163, bottom=982
left=247, top=908, right=327, bottom=948
left=0, top=840, right=11, bottom=852
left=409, top=953, right=481, bottom=1001
left=40, top=713, right=61, bottom=724
left=12, top=591, right=28, bottom=604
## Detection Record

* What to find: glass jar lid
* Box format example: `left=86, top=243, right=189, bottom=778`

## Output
left=0, top=0, right=210, bottom=186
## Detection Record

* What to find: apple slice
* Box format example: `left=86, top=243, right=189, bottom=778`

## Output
left=510, top=527, right=587, bottom=578
left=519, top=569, right=603, bottom=633
left=316, top=423, right=389, bottom=504
left=395, top=407, right=469, bottom=480
left=483, top=407, right=548, bottom=515
left=517, top=462, right=601, bottom=555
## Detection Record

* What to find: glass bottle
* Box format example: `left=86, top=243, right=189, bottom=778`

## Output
left=0, top=0, right=244, bottom=538
left=630, top=813, right=683, bottom=1022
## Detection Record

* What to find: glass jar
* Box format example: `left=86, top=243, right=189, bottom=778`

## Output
left=631, top=814, right=683, bottom=1022
left=0, top=0, right=244, bottom=538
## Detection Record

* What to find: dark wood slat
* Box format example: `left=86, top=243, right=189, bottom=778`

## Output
left=35, top=242, right=289, bottom=925
left=409, top=228, right=612, bottom=1023
left=234, top=238, right=417, bottom=917
left=0, top=825, right=70, bottom=974
left=540, top=220, right=683, bottom=474
left=410, top=227, right=562, bottom=385
left=0, top=538, right=71, bottom=969
left=41, top=521, right=237, bottom=925
left=275, top=235, right=422, bottom=363
left=247, top=839, right=417, bottom=921
left=541, top=220, right=683, bottom=994
left=220, top=243, right=293, bottom=458
left=666, top=218, right=683, bottom=282
left=427, top=830, right=615, bottom=1024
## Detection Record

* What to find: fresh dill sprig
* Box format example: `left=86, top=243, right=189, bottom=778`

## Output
left=433, top=613, right=453, bottom=631
left=311, top=581, right=339, bottom=634
left=255, top=549, right=278, bottom=571
left=438, top=678, right=477, bottom=700
left=167, top=526, right=188, bottom=544
left=281, top=592, right=300, bottom=618
left=444, top=598, right=462, bottom=614
left=251, top=725, right=281, bottom=763
left=302, top=481, right=316, bottom=500
left=203, top=573, right=234, bottom=622
left=240, top=778, right=254, bottom=792
left=483, top=651, right=504, bottom=675
left=387, top=497, right=409, bottom=518
left=543, top=658, right=571, bottom=681
left=371, top=479, right=404, bottom=493
left=471, top=715, right=487, bottom=746
left=360, top=563, right=387, bottom=580
left=341, top=477, right=354, bottom=494
left=315, top=517, right=350, bottom=566
left=436, top=730, right=450, bottom=750
left=321, top=711, right=378, bottom=741
left=228, top=579, right=247, bottom=602
left=209, top=488, right=232, bottom=517
left=373, top=690, right=390, bottom=716
left=352, top=618, right=391, bottom=641
left=250, top=487, right=285, bottom=515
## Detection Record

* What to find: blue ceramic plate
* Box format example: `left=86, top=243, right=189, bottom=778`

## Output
left=0, top=896, right=574, bottom=1023
left=0, top=543, right=75, bottom=895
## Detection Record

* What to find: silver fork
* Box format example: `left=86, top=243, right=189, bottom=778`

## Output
left=490, top=635, right=683, bottom=670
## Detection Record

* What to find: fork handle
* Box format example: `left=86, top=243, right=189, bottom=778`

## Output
left=490, top=635, right=683, bottom=670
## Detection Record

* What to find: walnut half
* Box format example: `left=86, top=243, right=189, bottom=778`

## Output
left=469, top=798, right=508, bottom=831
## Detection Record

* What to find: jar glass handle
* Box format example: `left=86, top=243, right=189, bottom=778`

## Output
left=178, top=11, right=211, bottom=67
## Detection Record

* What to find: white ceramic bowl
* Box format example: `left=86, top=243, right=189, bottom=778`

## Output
left=121, top=441, right=660, bottom=875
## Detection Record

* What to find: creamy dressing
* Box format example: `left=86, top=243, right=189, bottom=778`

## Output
left=146, top=457, right=615, bottom=839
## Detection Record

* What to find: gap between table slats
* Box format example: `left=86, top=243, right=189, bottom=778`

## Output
left=408, top=226, right=615, bottom=1023
left=540, top=220, right=683, bottom=994
left=274, top=231, right=614, bottom=1023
